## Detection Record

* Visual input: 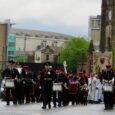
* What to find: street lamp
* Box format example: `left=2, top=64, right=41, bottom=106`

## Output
left=23, top=33, right=29, bottom=62
left=23, top=35, right=27, bottom=62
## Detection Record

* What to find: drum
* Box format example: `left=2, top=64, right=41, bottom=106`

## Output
left=103, top=84, right=113, bottom=92
left=53, top=82, right=62, bottom=91
left=5, top=79, right=14, bottom=88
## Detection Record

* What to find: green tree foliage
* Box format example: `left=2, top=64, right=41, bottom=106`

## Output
left=87, top=40, right=94, bottom=73
left=88, top=40, right=94, bottom=55
left=15, top=55, right=27, bottom=62
left=57, top=37, right=89, bottom=72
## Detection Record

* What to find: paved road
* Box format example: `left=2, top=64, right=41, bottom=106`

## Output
left=0, top=100, right=115, bottom=115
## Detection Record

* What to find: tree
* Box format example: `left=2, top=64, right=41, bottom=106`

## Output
left=15, top=55, right=27, bottom=62
left=87, top=40, right=94, bottom=73
left=88, top=40, right=94, bottom=55
left=57, top=37, right=89, bottom=72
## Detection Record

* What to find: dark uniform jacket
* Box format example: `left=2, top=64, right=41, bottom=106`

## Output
left=2, top=68, right=20, bottom=79
left=102, top=70, right=114, bottom=81
left=41, top=69, right=53, bottom=93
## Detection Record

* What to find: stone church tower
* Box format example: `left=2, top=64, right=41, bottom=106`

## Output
left=100, top=0, right=115, bottom=52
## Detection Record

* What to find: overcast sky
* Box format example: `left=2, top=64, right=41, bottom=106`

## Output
left=0, top=0, right=101, bottom=37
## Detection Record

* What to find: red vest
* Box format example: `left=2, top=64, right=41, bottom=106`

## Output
left=69, top=80, right=78, bottom=93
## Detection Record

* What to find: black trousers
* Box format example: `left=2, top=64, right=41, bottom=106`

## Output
left=69, top=93, right=78, bottom=105
left=25, top=85, right=31, bottom=103
left=42, top=93, right=52, bottom=107
left=15, top=82, right=23, bottom=104
left=63, top=91, right=69, bottom=106
left=35, top=87, right=42, bottom=102
left=104, top=92, right=114, bottom=108
left=6, top=88, right=11, bottom=104
left=6, top=88, right=16, bottom=104
left=53, top=91, right=63, bottom=107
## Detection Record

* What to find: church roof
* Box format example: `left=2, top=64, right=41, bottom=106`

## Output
left=41, top=45, right=54, bottom=54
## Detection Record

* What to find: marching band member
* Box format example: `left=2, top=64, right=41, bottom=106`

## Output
left=68, top=72, right=79, bottom=105
left=22, top=65, right=34, bottom=104
left=101, top=64, right=114, bottom=110
left=2, top=60, right=20, bottom=105
left=78, top=71, right=88, bottom=104
left=82, top=83, right=88, bottom=105
left=40, top=62, right=53, bottom=109
left=52, top=68, right=65, bottom=107
left=15, top=61, right=24, bottom=104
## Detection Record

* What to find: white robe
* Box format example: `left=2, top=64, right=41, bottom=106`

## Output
left=95, top=78, right=103, bottom=102
left=88, top=76, right=97, bottom=101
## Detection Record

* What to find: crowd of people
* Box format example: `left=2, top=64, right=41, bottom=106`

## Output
left=1, top=61, right=115, bottom=110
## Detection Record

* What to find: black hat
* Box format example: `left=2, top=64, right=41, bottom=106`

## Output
left=8, top=60, right=15, bottom=64
left=79, top=71, right=83, bottom=74
left=44, top=62, right=51, bottom=66
left=23, top=65, right=30, bottom=70
left=106, top=64, right=111, bottom=68
left=16, top=61, right=22, bottom=65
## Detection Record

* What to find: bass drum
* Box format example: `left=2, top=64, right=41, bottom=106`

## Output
left=53, top=82, right=62, bottom=91
left=103, top=83, right=113, bottom=92
left=5, top=79, right=15, bottom=88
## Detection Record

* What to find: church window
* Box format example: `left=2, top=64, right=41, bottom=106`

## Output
left=46, top=54, right=49, bottom=61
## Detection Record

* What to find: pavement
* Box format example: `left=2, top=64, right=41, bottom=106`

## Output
left=0, top=100, right=115, bottom=115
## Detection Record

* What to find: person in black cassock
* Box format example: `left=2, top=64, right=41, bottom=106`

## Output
left=101, top=64, right=114, bottom=110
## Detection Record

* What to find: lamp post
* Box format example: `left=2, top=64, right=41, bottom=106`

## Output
left=23, top=35, right=27, bottom=62
left=63, top=60, right=67, bottom=74
left=23, top=33, right=30, bottom=62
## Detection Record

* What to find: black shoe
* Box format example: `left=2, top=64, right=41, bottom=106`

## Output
left=109, top=106, right=113, bottom=110
left=48, top=104, right=51, bottom=109
left=104, top=107, right=108, bottom=110
left=18, top=101, right=22, bottom=104
left=31, top=101, right=35, bottom=103
left=6, top=103, right=10, bottom=106
left=13, top=102, right=17, bottom=105
left=53, top=105, right=56, bottom=108
left=42, top=106, right=46, bottom=109
left=58, top=104, right=61, bottom=107
left=21, top=100, right=24, bottom=104
left=84, top=103, right=87, bottom=105
left=26, top=101, right=30, bottom=104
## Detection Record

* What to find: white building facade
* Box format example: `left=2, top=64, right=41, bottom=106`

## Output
left=10, top=28, right=74, bottom=63
left=88, top=15, right=101, bottom=51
